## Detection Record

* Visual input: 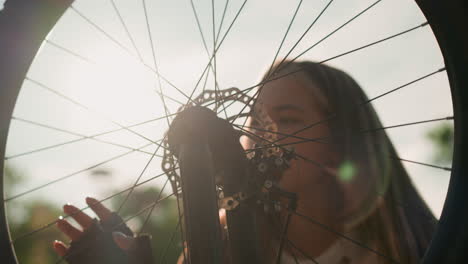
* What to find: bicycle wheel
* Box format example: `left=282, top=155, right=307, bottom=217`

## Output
left=1, top=0, right=467, bottom=263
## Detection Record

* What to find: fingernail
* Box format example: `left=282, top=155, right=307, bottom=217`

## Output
left=112, top=231, right=134, bottom=250
left=63, top=204, right=77, bottom=214
left=112, top=231, right=127, bottom=239
left=86, top=197, right=98, bottom=204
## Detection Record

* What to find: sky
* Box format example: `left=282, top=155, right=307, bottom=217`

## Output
left=3, top=0, right=452, bottom=224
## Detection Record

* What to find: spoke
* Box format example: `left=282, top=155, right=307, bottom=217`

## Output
left=10, top=117, right=157, bottom=156
left=254, top=67, right=447, bottom=148
left=274, top=0, right=335, bottom=74
left=244, top=132, right=446, bottom=224
left=211, top=0, right=226, bottom=118
left=142, top=0, right=173, bottom=127
left=69, top=4, right=191, bottom=101
left=241, top=120, right=452, bottom=173
left=10, top=168, right=175, bottom=242
left=362, top=116, right=453, bottom=134
left=43, top=40, right=185, bottom=104
left=249, top=116, right=454, bottom=152
left=145, top=65, right=195, bottom=103
left=45, top=39, right=94, bottom=64
left=25, top=77, right=164, bottom=146
left=109, top=0, right=144, bottom=61
left=189, top=0, right=220, bottom=101
left=159, top=219, right=181, bottom=264
left=234, top=123, right=329, bottom=144
left=154, top=89, right=185, bottom=106
left=214, top=86, right=256, bottom=115
left=215, top=0, right=230, bottom=45
left=236, top=0, right=383, bottom=126
left=276, top=209, right=293, bottom=264
left=46, top=5, right=190, bottom=103
left=206, top=0, right=229, bottom=95
left=237, top=125, right=327, bottom=169
left=121, top=192, right=176, bottom=224
left=229, top=0, right=334, bottom=126
left=288, top=242, right=301, bottom=264
left=138, top=177, right=170, bottom=234
left=12, top=117, right=83, bottom=137
left=185, top=0, right=248, bottom=106
left=201, top=63, right=211, bottom=93
left=4, top=141, right=154, bottom=202
left=116, top=133, right=169, bottom=213
left=219, top=3, right=428, bottom=113
left=319, top=22, right=429, bottom=66
left=70, top=5, right=134, bottom=56
left=362, top=67, right=445, bottom=105
left=269, top=206, right=308, bottom=264
left=114, top=0, right=177, bottom=209
left=227, top=0, right=410, bottom=105
left=246, top=134, right=451, bottom=174
left=268, top=23, right=433, bottom=85
left=394, top=156, right=451, bottom=171
left=211, top=0, right=216, bottom=49
left=286, top=238, right=319, bottom=264
left=281, top=0, right=383, bottom=70
left=291, top=210, right=399, bottom=263
left=188, top=0, right=228, bottom=117
left=5, top=113, right=174, bottom=160
left=230, top=0, right=307, bottom=126
left=266, top=0, right=304, bottom=79
left=241, top=70, right=452, bottom=155
left=190, top=0, right=210, bottom=54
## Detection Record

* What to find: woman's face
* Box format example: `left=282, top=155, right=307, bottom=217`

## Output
left=242, top=74, right=343, bottom=257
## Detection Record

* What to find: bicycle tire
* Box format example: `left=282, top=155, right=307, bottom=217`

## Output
left=0, top=1, right=73, bottom=262
left=177, top=143, right=224, bottom=263
left=415, top=0, right=468, bottom=263
left=0, top=0, right=467, bottom=263
left=167, top=105, right=264, bottom=264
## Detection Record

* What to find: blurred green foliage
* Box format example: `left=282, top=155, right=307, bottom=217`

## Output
left=5, top=166, right=67, bottom=263
left=427, top=123, right=454, bottom=165
left=5, top=166, right=181, bottom=263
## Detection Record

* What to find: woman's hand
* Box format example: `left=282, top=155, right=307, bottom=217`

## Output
left=54, top=197, right=122, bottom=254
left=53, top=197, right=153, bottom=264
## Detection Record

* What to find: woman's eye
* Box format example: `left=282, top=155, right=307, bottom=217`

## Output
left=277, top=117, right=304, bottom=126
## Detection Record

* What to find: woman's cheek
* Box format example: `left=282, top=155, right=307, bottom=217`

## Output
left=278, top=159, right=316, bottom=193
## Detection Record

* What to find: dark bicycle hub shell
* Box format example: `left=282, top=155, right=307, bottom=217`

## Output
left=167, top=106, right=248, bottom=193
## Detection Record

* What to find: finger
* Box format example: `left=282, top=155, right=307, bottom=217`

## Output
left=219, top=209, right=227, bottom=240
left=63, top=204, right=93, bottom=229
left=219, top=209, right=226, bottom=228
left=86, top=197, right=112, bottom=221
left=53, top=240, right=68, bottom=257
left=177, top=244, right=188, bottom=264
left=112, top=231, right=135, bottom=251
left=57, top=218, right=82, bottom=241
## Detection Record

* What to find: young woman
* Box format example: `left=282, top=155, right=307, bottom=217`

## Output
left=53, top=60, right=436, bottom=263
left=241, top=60, right=436, bottom=263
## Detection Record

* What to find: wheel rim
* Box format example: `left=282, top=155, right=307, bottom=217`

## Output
left=0, top=0, right=464, bottom=263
